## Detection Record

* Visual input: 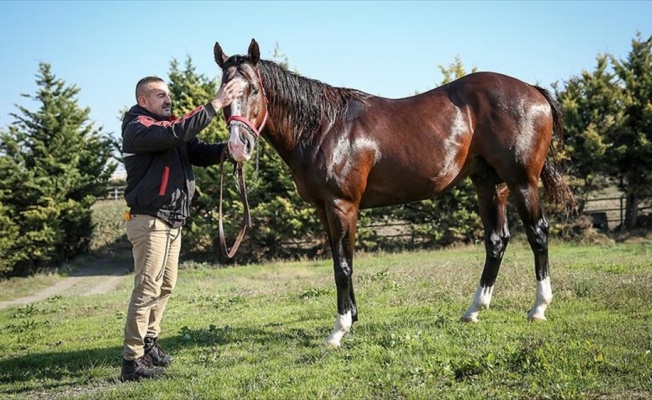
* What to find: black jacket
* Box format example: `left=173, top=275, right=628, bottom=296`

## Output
left=121, top=103, right=227, bottom=228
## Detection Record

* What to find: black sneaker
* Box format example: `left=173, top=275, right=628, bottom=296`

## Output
left=144, top=336, right=174, bottom=367
left=121, top=355, right=165, bottom=382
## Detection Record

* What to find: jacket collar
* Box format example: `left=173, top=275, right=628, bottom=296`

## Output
left=129, top=104, right=169, bottom=121
left=122, top=105, right=175, bottom=131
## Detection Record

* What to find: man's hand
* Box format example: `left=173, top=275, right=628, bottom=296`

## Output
left=212, top=79, right=246, bottom=110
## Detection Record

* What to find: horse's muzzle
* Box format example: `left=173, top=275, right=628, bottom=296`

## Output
left=228, top=124, right=256, bottom=162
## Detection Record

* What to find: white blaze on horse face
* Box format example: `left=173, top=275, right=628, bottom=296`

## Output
left=528, top=276, right=552, bottom=321
left=325, top=311, right=352, bottom=347
left=462, top=284, right=494, bottom=323
left=227, top=95, right=253, bottom=163
left=327, top=136, right=381, bottom=185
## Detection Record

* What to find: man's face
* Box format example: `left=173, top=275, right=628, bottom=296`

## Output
left=138, top=81, right=172, bottom=118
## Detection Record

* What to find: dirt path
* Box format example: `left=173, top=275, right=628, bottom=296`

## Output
left=0, top=254, right=132, bottom=309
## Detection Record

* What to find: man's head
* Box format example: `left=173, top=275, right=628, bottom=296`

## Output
left=136, top=76, right=172, bottom=118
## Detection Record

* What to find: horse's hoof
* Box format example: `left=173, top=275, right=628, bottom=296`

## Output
left=461, top=315, right=479, bottom=323
left=324, top=338, right=341, bottom=348
left=528, top=314, right=547, bottom=322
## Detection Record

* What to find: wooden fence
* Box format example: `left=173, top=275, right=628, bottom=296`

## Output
left=100, top=186, right=649, bottom=232
left=101, top=186, right=126, bottom=201
left=583, top=196, right=652, bottom=231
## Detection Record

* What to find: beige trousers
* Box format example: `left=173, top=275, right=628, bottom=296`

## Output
left=123, top=214, right=181, bottom=361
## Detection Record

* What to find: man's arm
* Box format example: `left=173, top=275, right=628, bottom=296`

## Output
left=187, top=138, right=228, bottom=167
left=123, top=79, right=246, bottom=154
left=123, top=104, right=217, bottom=154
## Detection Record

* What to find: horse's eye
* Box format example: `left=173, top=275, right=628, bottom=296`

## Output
left=252, top=88, right=259, bottom=95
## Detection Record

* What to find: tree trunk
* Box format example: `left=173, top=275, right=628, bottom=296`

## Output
left=624, top=191, right=639, bottom=229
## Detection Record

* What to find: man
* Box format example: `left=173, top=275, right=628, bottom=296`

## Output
left=120, top=76, right=245, bottom=382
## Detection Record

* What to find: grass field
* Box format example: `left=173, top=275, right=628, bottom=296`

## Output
left=0, top=238, right=651, bottom=399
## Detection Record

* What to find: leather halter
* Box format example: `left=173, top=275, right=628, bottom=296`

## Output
left=226, top=67, right=268, bottom=137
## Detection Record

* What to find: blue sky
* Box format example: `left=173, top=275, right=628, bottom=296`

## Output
left=0, top=1, right=650, bottom=143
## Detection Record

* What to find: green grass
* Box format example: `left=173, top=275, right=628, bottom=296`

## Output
left=1, top=241, right=651, bottom=399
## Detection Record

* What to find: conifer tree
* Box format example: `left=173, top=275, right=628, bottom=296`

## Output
left=0, top=62, right=115, bottom=275
left=611, top=32, right=652, bottom=228
left=554, top=55, right=623, bottom=207
left=0, top=158, right=22, bottom=274
left=556, top=32, right=652, bottom=228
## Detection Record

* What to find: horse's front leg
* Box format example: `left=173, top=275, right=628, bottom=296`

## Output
left=320, top=200, right=359, bottom=347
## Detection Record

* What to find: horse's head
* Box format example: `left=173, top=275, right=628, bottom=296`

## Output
left=214, top=39, right=268, bottom=163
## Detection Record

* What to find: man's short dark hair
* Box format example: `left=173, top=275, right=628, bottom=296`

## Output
left=136, top=76, right=165, bottom=100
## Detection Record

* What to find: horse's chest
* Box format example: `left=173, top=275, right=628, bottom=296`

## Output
left=287, top=136, right=381, bottom=205
left=288, top=161, right=323, bottom=206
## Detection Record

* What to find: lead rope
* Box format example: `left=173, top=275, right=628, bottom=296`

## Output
left=218, top=151, right=251, bottom=258
left=250, top=141, right=260, bottom=194
left=232, top=137, right=261, bottom=195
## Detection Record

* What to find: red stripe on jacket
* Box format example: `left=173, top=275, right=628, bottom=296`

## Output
left=159, top=166, right=170, bottom=196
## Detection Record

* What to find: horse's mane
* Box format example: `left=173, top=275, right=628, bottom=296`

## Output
left=256, top=59, right=370, bottom=146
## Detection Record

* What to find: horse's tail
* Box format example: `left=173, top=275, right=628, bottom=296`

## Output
left=534, top=86, right=577, bottom=213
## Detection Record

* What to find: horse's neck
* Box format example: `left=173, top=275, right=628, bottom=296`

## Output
left=261, top=87, right=303, bottom=164
left=260, top=62, right=334, bottom=167
left=262, top=125, right=299, bottom=167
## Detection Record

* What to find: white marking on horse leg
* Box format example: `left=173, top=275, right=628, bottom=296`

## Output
left=462, top=285, right=494, bottom=323
left=528, top=276, right=552, bottom=321
left=325, top=311, right=352, bottom=347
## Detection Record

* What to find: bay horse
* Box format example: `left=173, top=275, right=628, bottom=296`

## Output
left=214, top=39, right=575, bottom=347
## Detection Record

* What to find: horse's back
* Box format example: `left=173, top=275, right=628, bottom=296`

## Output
left=443, top=71, right=547, bottom=111
left=355, top=71, right=554, bottom=208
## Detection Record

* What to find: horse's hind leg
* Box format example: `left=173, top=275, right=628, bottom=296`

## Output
left=510, top=180, right=552, bottom=321
left=463, top=175, right=510, bottom=322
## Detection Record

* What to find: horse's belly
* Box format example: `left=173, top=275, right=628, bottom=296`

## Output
left=360, top=167, right=460, bottom=209
left=358, top=123, right=471, bottom=208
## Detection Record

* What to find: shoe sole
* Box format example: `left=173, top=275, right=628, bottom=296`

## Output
left=121, top=370, right=166, bottom=382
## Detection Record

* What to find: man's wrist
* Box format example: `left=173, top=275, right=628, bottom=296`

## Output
left=205, top=101, right=218, bottom=118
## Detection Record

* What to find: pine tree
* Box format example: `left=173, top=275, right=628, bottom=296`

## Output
left=554, top=54, right=624, bottom=208
left=0, top=62, right=115, bottom=276
left=0, top=156, right=22, bottom=274
left=611, top=32, right=652, bottom=228
left=556, top=32, right=652, bottom=228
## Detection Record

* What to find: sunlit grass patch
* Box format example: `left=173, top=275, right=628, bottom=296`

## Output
left=1, top=241, right=651, bottom=399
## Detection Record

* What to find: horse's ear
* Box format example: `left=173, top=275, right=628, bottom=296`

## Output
left=248, top=38, right=260, bottom=65
left=214, top=42, right=228, bottom=69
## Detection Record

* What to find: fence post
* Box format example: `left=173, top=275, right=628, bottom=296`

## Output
left=620, top=196, right=625, bottom=227
left=102, top=186, right=125, bottom=201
